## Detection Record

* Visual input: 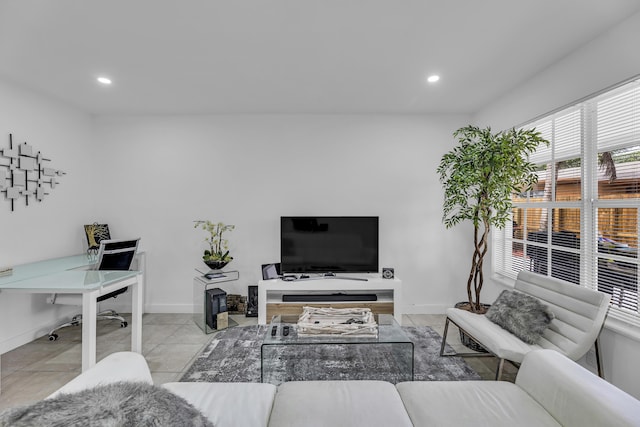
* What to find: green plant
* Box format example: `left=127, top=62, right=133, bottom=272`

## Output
left=193, top=220, right=235, bottom=262
left=437, top=125, right=548, bottom=313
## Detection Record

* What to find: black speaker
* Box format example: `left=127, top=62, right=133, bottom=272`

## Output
left=205, top=288, right=227, bottom=329
left=382, top=267, right=395, bottom=279
left=246, top=285, right=258, bottom=317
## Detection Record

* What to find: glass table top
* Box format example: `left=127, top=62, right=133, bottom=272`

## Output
left=263, top=314, right=411, bottom=345
left=261, top=313, right=414, bottom=384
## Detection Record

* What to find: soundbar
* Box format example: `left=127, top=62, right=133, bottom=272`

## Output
left=282, top=293, right=378, bottom=302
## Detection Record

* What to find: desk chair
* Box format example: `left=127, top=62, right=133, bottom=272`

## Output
left=47, top=238, right=141, bottom=341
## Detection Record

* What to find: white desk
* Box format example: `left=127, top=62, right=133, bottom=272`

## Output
left=0, top=254, right=144, bottom=374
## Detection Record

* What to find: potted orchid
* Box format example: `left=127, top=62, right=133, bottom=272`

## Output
left=194, top=220, right=235, bottom=270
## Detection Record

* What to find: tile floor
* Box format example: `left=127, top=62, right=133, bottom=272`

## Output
left=0, top=313, right=516, bottom=411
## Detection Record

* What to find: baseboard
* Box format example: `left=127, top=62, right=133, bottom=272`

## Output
left=143, top=303, right=193, bottom=313
left=104, top=301, right=193, bottom=314
left=402, top=303, right=451, bottom=314
left=0, top=315, right=76, bottom=354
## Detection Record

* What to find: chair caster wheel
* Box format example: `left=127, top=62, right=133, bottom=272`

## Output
left=48, top=334, right=58, bottom=341
left=121, top=321, right=128, bottom=328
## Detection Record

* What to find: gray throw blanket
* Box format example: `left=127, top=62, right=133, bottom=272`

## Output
left=0, top=381, right=213, bottom=427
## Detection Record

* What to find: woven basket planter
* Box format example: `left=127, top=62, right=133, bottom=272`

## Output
left=454, top=302, right=490, bottom=353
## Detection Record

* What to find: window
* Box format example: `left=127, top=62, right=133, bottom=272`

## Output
left=493, top=77, right=640, bottom=326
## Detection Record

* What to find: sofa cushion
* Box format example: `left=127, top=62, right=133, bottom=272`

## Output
left=163, top=382, right=277, bottom=427
left=268, top=380, right=413, bottom=427
left=517, top=349, right=640, bottom=427
left=446, top=307, right=542, bottom=363
left=486, top=290, right=554, bottom=344
left=48, top=351, right=153, bottom=399
left=1, top=382, right=212, bottom=427
left=396, top=381, right=560, bottom=427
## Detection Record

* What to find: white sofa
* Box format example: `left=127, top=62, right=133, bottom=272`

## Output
left=45, top=349, right=640, bottom=427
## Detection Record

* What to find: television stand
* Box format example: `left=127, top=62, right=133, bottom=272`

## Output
left=257, top=273, right=402, bottom=325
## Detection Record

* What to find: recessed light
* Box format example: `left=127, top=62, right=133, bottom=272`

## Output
left=427, top=75, right=440, bottom=83
left=97, top=77, right=112, bottom=85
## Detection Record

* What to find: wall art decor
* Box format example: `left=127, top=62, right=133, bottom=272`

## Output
left=84, top=223, right=111, bottom=254
left=0, top=133, right=66, bottom=211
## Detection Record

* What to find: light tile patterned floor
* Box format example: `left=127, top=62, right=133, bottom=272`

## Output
left=0, top=313, right=516, bottom=410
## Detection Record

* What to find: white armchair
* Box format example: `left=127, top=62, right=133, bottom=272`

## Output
left=441, top=270, right=611, bottom=379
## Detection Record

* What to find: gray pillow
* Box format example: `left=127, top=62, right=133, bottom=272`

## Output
left=486, top=290, right=555, bottom=344
left=0, top=381, right=213, bottom=427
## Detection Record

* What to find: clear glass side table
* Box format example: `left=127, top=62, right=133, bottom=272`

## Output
left=193, top=268, right=239, bottom=334
left=261, top=314, right=414, bottom=384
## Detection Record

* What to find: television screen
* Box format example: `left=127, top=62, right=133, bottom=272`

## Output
left=280, top=216, right=379, bottom=273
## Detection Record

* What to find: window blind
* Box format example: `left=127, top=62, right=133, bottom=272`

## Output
left=494, top=76, right=640, bottom=327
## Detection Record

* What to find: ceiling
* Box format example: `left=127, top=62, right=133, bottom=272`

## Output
left=1, top=0, right=639, bottom=115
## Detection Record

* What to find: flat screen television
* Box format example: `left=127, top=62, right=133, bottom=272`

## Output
left=280, top=216, right=379, bottom=274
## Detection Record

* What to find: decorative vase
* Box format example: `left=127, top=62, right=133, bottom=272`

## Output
left=204, top=260, right=230, bottom=271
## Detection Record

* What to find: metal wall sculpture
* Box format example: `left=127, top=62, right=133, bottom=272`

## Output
left=0, top=133, right=66, bottom=211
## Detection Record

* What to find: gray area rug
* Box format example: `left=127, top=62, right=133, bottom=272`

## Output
left=180, top=325, right=480, bottom=384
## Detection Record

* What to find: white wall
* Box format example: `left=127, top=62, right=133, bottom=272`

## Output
left=0, top=78, right=96, bottom=352
left=92, top=114, right=471, bottom=314
left=0, top=76, right=473, bottom=355
left=473, top=11, right=640, bottom=399
left=474, top=11, right=640, bottom=130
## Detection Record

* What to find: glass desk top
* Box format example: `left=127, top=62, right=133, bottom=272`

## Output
left=0, top=253, right=144, bottom=376
left=0, top=254, right=138, bottom=292
left=0, top=270, right=139, bottom=292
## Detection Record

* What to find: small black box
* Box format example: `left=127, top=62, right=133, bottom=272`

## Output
left=246, top=285, right=258, bottom=317
left=206, top=288, right=227, bottom=329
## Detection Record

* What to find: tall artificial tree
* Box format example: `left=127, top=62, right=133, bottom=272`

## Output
left=437, top=125, right=548, bottom=313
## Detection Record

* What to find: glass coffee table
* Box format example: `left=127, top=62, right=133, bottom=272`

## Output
left=261, top=314, right=414, bottom=384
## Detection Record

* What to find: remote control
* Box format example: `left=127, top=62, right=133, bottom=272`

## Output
left=283, top=325, right=290, bottom=336
left=271, top=325, right=277, bottom=336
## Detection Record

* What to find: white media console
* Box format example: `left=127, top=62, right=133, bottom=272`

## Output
left=257, top=274, right=402, bottom=325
